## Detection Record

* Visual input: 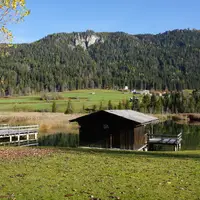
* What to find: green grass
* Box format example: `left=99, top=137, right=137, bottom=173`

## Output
left=0, top=147, right=200, bottom=200
left=0, top=90, right=138, bottom=113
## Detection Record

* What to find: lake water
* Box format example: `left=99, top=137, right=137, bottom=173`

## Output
left=153, top=120, right=200, bottom=150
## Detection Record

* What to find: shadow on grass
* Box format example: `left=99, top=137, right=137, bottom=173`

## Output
left=61, top=147, right=200, bottom=161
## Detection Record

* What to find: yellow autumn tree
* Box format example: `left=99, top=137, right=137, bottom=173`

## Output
left=0, top=0, right=30, bottom=44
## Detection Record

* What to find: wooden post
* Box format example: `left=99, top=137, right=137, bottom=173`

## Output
left=110, top=134, right=112, bottom=148
left=17, top=135, right=20, bottom=146
left=151, top=124, right=154, bottom=135
left=27, top=134, right=29, bottom=145
left=178, top=143, right=181, bottom=150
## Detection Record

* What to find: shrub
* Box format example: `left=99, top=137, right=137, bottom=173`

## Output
left=64, top=100, right=74, bottom=114
left=99, top=101, right=103, bottom=110
left=107, top=100, right=113, bottom=110
left=52, top=101, right=57, bottom=113
left=40, top=92, right=64, bottom=101
left=118, top=101, right=122, bottom=109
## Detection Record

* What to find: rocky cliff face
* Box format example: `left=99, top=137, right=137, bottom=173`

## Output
left=73, top=33, right=104, bottom=50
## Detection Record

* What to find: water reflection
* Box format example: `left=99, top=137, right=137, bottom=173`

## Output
left=39, top=133, right=79, bottom=147
left=153, top=120, right=200, bottom=150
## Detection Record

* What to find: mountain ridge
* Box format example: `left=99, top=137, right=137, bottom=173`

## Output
left=0, top=28, right=200, bottom=95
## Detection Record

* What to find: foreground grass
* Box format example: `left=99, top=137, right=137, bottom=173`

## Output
left=0, top=148, right=200, bottom=200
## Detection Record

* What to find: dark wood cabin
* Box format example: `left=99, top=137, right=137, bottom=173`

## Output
left=70, top=110, right=159, bottom=150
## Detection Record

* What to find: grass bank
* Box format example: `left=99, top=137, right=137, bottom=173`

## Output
left=0, top=147, right=199, bottom=200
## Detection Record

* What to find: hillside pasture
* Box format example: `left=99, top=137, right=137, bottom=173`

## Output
left=0, top=90, right=135, bottom=113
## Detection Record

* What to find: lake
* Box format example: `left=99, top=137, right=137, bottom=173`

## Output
left=153, top=120, right=200, bottom=150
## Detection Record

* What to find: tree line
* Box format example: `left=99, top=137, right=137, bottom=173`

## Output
left=58, top=90, right=200, bottom=114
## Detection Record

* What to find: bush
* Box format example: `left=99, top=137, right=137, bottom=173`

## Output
left=107, top=100, right=113, bottom=110
left=99, top=101, right=103, bottom=110
left=118, top=101, right=122, bottom=109
left=40, top=92, right=64, bottom=101
left=64, top=100, right=74, bottom=114
left=52, top=101, right=57, bottom=113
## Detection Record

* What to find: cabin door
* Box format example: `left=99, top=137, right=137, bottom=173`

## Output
left=134, top=126, right=146, bottom=150
left=111, top=133, right=120, bottom=149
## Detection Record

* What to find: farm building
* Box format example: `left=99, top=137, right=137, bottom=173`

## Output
left=70, top=110, right=159, bottom=150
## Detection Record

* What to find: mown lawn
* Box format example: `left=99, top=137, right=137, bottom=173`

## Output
left=0, top=90, right=137, bottom=113
left=0, top=147, right=200, bottom=200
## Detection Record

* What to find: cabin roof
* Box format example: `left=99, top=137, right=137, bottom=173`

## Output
left=70, top=110, right=159, bottom=125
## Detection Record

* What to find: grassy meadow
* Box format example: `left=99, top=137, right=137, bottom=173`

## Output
left=0, top=147, right=199, bottom=200
left=0, top=90, right=135, bottom=113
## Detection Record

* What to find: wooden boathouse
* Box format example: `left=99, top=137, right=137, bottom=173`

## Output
left=0, top=124, right=39, bottom=146
left=70, top=110, right=159, bottom=150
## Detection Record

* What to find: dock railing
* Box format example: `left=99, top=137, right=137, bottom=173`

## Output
left=0, top=125, right=39, bottom=146
left=147, top=132, right=182, bottom=151
left=148, top=132, right=182, bottom=142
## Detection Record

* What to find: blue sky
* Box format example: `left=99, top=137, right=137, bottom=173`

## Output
left=9, top=0, right=200, bottom=43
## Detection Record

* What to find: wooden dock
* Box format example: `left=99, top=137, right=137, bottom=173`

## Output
left=0, top=124, right=39, bottom=146
left=147, top=132, right=182, bottom=151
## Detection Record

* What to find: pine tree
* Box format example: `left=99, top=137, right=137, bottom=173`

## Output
left=108, top=100, right=113, bottom=110
left=132, top=97, right=140, bottom=111
left=141, top=94, right=150, bottom=113
left=150, top=94, right=157, bottom=113
left=118, top=101, right=122, bottom=109
left=99, top=101, right=103, bottom=110
left=82, top=104, right=86, bottom=113
left=163, top=94, right=169, bottom=113
left=155, top=97, right=163, bottom=113
left=188, top=96, right=195, bottom=113
left=124, top=99, right=130, bottom=109
left=64, top=100, right=73, bottom=114
left=52, top=101, right=57, bottom=113
left=92, top=104, right=97, bottom=112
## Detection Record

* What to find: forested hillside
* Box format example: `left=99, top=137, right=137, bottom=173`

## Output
left=1, top=29, right=200, bottom=95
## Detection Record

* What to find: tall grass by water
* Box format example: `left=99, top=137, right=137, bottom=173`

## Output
left=0, top=112, right=80, bottom=135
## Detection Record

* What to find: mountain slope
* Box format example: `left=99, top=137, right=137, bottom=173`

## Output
left=0, top=29, right=200, bottom=95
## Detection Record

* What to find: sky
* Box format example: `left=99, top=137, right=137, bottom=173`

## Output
left=8, top=0, right=200, bottom=43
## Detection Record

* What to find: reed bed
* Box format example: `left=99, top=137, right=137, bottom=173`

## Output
left=0, top=112, right=82, bottom=135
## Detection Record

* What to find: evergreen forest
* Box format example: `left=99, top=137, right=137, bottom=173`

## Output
left=1, top=29, right=200, bottom=95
